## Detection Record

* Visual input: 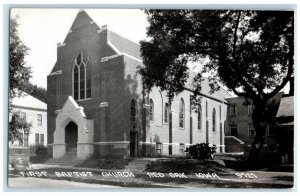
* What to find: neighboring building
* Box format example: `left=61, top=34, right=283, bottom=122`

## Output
left=10, top=92, right=47, bottom=147
left=274, top=96, right=294, bottom=164
left=47, top=10, right=232, bottom=160
left=225, top=93, right=283, bottom=154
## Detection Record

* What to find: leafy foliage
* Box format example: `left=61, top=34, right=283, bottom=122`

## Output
left=185, top=143, right=217, bottom=160
left=140, top=10, right=294, bottom=155
left=24, top=83, right=47, bottom=103
left=9, top=111, right=32, bottom=144
left=32, top=145, right=48, bottom=155
left=10, top=17, right=32, bottom=107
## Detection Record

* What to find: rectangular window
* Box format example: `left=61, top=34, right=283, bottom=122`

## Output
left=35, top=133, right=39, bottom=145
left=37, top=114, right=42, bottom=126
left=156, top=143, right=162, bottom=155
left=248, top=123, right=255, bottom=136
left=230, top=105, right=237, bottom=116
left=248, top=104, right=254, bottom=115
left=179, top=143, right=185, bottom=154
left=40, top=134, right=44, bottom=146
left=231, top=125, right=237, bottom=137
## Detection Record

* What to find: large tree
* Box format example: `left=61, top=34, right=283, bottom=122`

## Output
left=139, top=10, right=294, bottom=163
left=9, top=17, right=32, bottom=106
left=24, top=83, right=47, bottom=104
left=9, top=17, right=32, bottom=143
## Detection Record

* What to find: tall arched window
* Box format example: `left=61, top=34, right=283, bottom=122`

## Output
left=73, top=50, right=91, bottom=100
left=150, top=99, right=154, bottom=121
left=212, top=108, right=216, bottom=132
left=164, top=103, right=169, bottom=123
left=130, top=99, right=137, bottom=123
left=197, top=105, right=202, bottom=130
left=179, top=98, right=185, bottom=128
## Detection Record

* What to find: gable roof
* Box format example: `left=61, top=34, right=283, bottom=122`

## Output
left=276, top=96, right=294, bottom=118
left=186, top=70, right=232, bottom=103
left=107, top=29, right=142, bottom=60
left=11, top=91, right=47, bottom=111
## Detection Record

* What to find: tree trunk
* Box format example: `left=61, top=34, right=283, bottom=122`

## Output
left=248, top=101, right=268, bottom=169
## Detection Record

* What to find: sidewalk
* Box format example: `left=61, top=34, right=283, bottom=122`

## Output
left=8, top=163, right=294, bottom=189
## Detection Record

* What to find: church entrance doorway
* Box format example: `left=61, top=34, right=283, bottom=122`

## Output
left=65, top=121, right=78, bottom=152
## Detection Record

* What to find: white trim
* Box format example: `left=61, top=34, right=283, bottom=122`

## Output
left=77, top=98, right=91, bottom=102
left=107, top=41, right=121, bottom=54
left=99, top=102, right=108, bottom=108
left=57, top=43, right=66, bottom=47
left=122, top=53, right=143, bottom=63
left=107, top=41, right=143, bottom=63
left=143, top=104, right=150, bottom=109
left=48, top=70, right=62, bottom=76
left=224, top=136, right=244, bottom=144
left=101, top=54, right=122, bottom=62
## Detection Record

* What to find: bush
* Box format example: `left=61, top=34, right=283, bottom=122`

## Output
left=185, top=143, right=216, bottom=160
left=30, top=145, right=47, bottom=156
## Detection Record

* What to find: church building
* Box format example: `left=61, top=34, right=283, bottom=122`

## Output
left=47, top=10, right=232, bottom=160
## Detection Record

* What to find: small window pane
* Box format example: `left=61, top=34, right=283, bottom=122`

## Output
left=164, top=103, right=169, bottom=123
left=150, top=99, right=154, bottom=121
left=37, top=114, right=42, bottom=126
left=40, top=134, right=44, bottom=146
left=35, top=134, right=39, bottom=145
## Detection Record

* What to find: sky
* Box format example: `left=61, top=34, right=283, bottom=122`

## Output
left=10, top=8, right=290, bottom=94
left=10, top=9, right=149, bottom=89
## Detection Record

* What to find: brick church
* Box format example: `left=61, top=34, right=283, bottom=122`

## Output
left=47, top=10, right=232, bottom=160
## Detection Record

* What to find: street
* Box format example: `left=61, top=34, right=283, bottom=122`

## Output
left=8, top=175, right=120, bottom=188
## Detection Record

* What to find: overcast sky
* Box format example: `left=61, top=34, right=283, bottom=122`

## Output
left=10, top=9, right=149, bottom=89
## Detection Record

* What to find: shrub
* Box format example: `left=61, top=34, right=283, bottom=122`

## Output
left=35, top=145, right=47, bottom=156
left=30, top=145, right=47, bottom=156
left=185, top=143, right=216, bottom=160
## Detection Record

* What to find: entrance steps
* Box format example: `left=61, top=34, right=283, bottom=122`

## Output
left=125, top=158, right=157, bottom=172
left=45, top=148, right=82, bottom=166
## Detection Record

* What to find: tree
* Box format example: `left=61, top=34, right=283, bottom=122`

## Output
left=24, top=83, right=47, bottom=103
left=9, top=111, right=32, bottom=144
left=10, top=17, right=32, bottom=107
left=139, top=10, right=294, bottom=164
left=9, top=17, right=32, bottom=143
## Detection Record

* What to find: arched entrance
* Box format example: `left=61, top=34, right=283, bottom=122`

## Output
left=65, top=121, right=78, bottom=152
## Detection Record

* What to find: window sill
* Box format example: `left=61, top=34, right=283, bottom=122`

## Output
left=76, top=98, right=91, bottom=102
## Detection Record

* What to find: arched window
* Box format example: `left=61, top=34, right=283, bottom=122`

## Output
left=73, top=50, right=91, bottom=100
left=164, top=103, right=169, bottom=123
left=212, top=108, right=216, bottom=132
left=150, top=99, right=154, bottom=121
left=197, top=105, right=202, bottom=130
left=179, top=98, right=185, bottom=128
left=130, top=99, right=137, bottom=123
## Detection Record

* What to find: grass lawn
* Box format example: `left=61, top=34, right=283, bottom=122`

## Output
left=9, top=157, right=293, bottom=189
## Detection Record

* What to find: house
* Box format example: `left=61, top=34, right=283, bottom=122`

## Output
left=10, top=91, right=47, bottom=147
left=274, top=95, right=294, bottom=164
left=225, top=92, right=285, bottom=156
left=47, top=10, right=232, bottom=160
